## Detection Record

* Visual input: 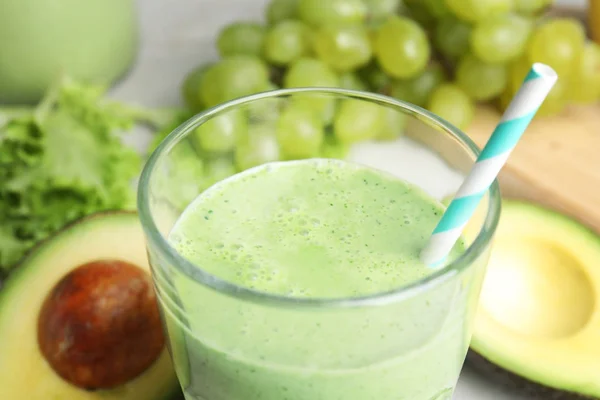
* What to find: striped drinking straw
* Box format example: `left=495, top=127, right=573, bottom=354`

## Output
left=420, top=63, right=558, bottom=267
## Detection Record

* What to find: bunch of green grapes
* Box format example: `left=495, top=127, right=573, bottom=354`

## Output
left=178, top=0, right=600, bottom=183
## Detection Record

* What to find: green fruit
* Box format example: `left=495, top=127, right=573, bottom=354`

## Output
left=471, top=14, right=532, bottom=64
left=378, top=107, right=407, bottom=141
left=217, top=22, right=266, bottom=57
left=334, top=99, right=384, bottom=143
left=456, top=53, right=508, bottom=101
left=313, top=24, right=372, bottom=72
left=181, top=63, right=213, bottom=112
left=263, top=20, right=311, bottom=66
left=527, top=18, right=585, bottom=77
left=435, top=18, right=472, bottom=61
left=364, top=0, right=401, bottom=20
left=298, top=0, right=367, bottom=26
left=0, top=212, right=182, bottom=399
left=445, top=0, right=513, bottom=22
left=339, top=71, right=369, bottom=91
left=427, top=83, right=474, bottom=130
left=391, top=64, right=445, bottom=107
left=235, top=124, right=281, bottom=171
left=266, top=0, right=298, bottom=24
left=284, top=58, right=340, bottom=123
left=374, top=16, right=431, bottom=79
left=471, top=200, right=600, bottom=399
left=200, top=56, right=269, bottom=107
left=284, top=57, right=339, bottom=88
left=570, top=42, right=600, bottom=103
left=277, top=104, right=324, bottom=158
left=192, top=110, right=247, bottom=153
left=514, top=0, right=552, bottom=15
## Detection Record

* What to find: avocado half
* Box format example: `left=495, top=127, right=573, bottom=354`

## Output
left=470, top=201, right=600, bottom=398
left=0, top=212, right=182, bottom=399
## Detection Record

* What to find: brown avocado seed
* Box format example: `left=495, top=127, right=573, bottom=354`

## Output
left=37, top=260, right=165, bottom=390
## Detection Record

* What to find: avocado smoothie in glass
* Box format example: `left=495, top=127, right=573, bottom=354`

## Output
left=138, top=89, right=500, bottom=400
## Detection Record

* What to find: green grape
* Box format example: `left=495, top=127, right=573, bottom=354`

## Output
left=217, top=22, right=266, bottom=57
left=508, top=54, right=530, bottom=93
left=537, top=77, right=568, bottom=116
left=339, top=71, right=368, bottom=91
left=505, top=53, right=567, bottom=115
left=200, top=56, right=269, bottom=107
left=163, top=141, right=205, bottom=210
left=378, top=107, right=407, bottom=141
left=403, top=0, right=450, bottom=28
left=366, top=23, right=379, bottom=49
left=456, top=54, right=508, bottom=101
left=290, top=94, right=337, bottom=124
left=262, top=81, right=280, bottom=91
left=313, top=24, right=372, bottom=72
left=358, top=62, right=390, bottom=92
left=334, top=99, right=384, bottom=143
left=391, top=64, right=446, bottom=107
left=320, top=133, right=350, bottom=159
left=424, top=0, right=452, bottom=19
left=435, top=19, right=471, bottom=61
left=374, top=16, right=431, bottom=79
left=266, top=0, right=298, bottom=24
left=284, top=58, right=339, bottom=122
left=182, top=63, right=213, bottom=112
left=527, top=18, right=585, bottom=77
left=264, top=21, right=311, bottom=66
left=427, top=84, right=474, bottom=130
left=298, top=0, right=367, bottom=26
left=205, top=156, right=238, bottom=187
left=235, top=124, right=281, bottom=171
left=471, top=14, right=532, bottom=63
left=191, top=110, right=247, bottom=153
left=403, top=0, right=435, bottom=28
left=277, top=104, right=324, bottom=158
left=497, top=85, right=513, bottom=111
left=570, top=42, right=600, bottom=103
left=284, top=57, right=340, bottom=88
left=445, top=0, right=513, bottom=22
left=405, top=0, right=451, bottom=26
left=364, top=0, right=400, bottom=21
left=514, top=0, right=551, bottom=15
left=247, top=95, right=282, bottom=124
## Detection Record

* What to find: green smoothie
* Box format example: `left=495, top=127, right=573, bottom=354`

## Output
left=161, top=159, right=473, bottom=400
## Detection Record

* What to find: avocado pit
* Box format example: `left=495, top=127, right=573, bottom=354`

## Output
left=37, top=260, right=165, bottom=390
left=479, top=238, right=595, bottom=339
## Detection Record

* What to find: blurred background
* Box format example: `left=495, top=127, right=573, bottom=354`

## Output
left=1, top=0, right=598, bottom=399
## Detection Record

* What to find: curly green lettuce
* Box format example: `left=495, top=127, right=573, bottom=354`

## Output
left=0, top=77, right=180, bottom=272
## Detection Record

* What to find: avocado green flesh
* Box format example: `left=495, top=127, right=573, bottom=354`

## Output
left=0, top=212, right=181, bottom=400
left=471, top=201, right=600, bottom=398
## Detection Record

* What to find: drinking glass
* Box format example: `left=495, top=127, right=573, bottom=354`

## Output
left=138, top=88, right=501, bottom=400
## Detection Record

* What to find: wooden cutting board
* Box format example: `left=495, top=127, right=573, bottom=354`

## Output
left=467, top=103, right=600, bottom=232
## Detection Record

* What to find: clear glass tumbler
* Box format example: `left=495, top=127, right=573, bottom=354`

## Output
left=138, top=88, right=501, bottom=400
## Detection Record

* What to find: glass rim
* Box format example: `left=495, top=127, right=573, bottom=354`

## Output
left=138, top=87, right=501, bottom=309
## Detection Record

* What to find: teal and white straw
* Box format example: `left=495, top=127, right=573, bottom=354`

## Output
left=420, top=63, right=558, bottom=267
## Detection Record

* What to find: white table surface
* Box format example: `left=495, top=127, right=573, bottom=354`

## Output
left=111, top=1, right=583, bottom=398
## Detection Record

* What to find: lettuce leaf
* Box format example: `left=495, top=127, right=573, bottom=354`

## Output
left=0, top=77, right=179, bottom=273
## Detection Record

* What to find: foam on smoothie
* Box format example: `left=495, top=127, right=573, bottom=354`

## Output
left=169, top=159, right=461, bottom=298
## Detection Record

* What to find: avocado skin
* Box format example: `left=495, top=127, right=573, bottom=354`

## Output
left=0, top=210, right=137, bottom=283
left=467, top=351, right=596, bottom=400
